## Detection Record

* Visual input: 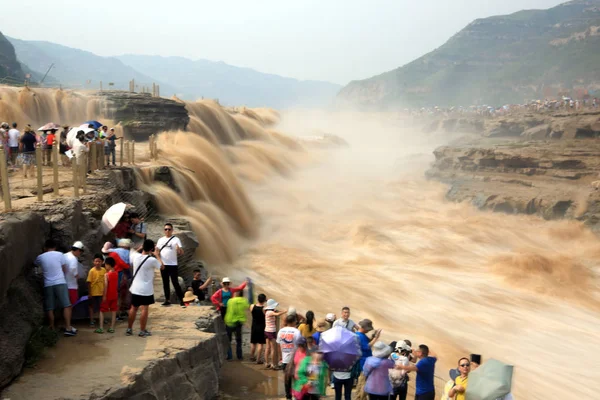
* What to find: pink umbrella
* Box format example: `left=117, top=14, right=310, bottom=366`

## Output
left=38, top=122, right=61, bottom=131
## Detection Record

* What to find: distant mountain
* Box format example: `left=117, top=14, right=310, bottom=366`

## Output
left=0, top=31, right=24, bottom=82
left=8, top=38, right=177, bottom=93
left=116, top=54, right=341, bottom=108
left=338, top=0, right=600, bottom=108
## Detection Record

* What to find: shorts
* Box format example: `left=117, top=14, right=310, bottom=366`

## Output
left=415, top=391, right=435, bottom=400
left=44, top=284, right=71, bottom=311
left=104, top=147, right=110, bottom=155
left=264, top=331, right=277, bottom=340
left=131, top=294, right=155, bottom=307
left=100, top=298, right=118, bottom=312
left=89, top=296, right=103, bottom=312
left=68, top=289, right=79, bottom=306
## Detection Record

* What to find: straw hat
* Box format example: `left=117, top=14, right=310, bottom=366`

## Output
left=316, top=319, right=329, bottom=332
left=372, top=341, right=393, bottom=359
left=265, top=299, right=279, bottom=310
left=183, top=290, right=198, bottom=303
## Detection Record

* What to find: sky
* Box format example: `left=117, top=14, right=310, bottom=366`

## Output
left=2, top=0, right=565, bottom=85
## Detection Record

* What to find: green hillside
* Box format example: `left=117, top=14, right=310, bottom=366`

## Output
left=338, top=0, right=600, bottom=108
left=0, top=31, right=23, bottom=82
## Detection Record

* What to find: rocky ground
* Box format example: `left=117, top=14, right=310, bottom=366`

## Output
left=425, top=111, right=600, bottom=229
left=2, top=305, right=228, bottom=400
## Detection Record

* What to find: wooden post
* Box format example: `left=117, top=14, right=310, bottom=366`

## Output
left=131, top=140, right=136, bottom=165
left=99, top=142, right=105, bottom=169
left=120, top=136, right=124, bottom=166
left=154, top=139, right=158, bottom=160
left=72, top=155, right=79, bottom=198
left=91, top=141, right=97, bottom=171
left=52, top=143, right=59, bottom=196
left=0, top=146, right=12, bottom=210
left=35, top=144, right=43, bottom=201
left=100, top=81, right=103, bottom=92
left=157, top=85, right=160, bottom=97
left=81, top=152, right=87, bottom=194
left=152, top=83, right=156, bottom=97
left=124, top=141, right=129, bottom=165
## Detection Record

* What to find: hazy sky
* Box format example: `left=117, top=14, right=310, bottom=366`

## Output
left=3, top=0, right=565, bottom=85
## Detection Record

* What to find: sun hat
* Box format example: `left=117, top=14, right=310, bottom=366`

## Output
left=101, top=241, right=113, bottom=253
left=118, top=238, right=132, bottom=248
left=396, top=340, right=412, bottom=353
left=222, top=277, right=231, bottom=283
left=449, top=368, right=460, bottom=381
left=372, top=341, right=393, bottom=359
left=265, top=299, right=279, bottom=310
left=358, top=319, right=374, bottom=332
left=325, top=313, right=336, bottom=322
left=72, top=241, right=85, bottom=250
left=316, top=319, right=329, bottom=332
left=288, top=306, right=297, bottom=315
left=183, top=290, right=198, bottom=303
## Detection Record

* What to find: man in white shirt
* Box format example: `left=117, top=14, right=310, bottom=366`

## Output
left=7, top=122, right=20, bottom=166
left=333, top=306, right=357, bottom=331
left=35, top=239, right=77, bottom=336
left=127, top=239, right=164, bottom=337
left=277, top=314, right=302, bottom=399
left=156, top=222, right=185, bottom=307
left=63, top=241, right=84, bottom=307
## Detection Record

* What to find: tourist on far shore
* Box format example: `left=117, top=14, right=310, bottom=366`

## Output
left=333, top=307, right=356, bottom=331
left=35, top=239, right=77, bottom=336
left=249, top=293, right=267, bottom=364
left=63, top=241, right=84, bottom=307
left=363, top=342, right=394, bottom=400
left=157, top=222, right=185, bottom=307
left=97, top=257, right=118, bottom=334
left=395, top=344, right=437, bottom=400
left=211, top=276, right=248, bottom=318
left=277, top=314, right=302, bottom=400
left=127, top=239, right=164, bottom=337
left=264, top=298, right=286, bottom=370
left=8, top=122, right=20, bottom=167
left=87, top=253, right=107, bottom=328
left=224, top=290, right=250, bottom=360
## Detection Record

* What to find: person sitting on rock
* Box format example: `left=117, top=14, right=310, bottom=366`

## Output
left=191, top=268, right=212, bottom=302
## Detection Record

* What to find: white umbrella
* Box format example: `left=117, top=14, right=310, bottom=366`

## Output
left=66, top=127, right=94, bottom=147
left=101, top=202, right=128, bottom=234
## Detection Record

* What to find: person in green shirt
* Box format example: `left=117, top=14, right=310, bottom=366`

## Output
left=224, top=290, right=250, bottom=360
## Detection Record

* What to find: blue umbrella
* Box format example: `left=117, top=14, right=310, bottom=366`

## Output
left=83, top=120, right=103, bottom=129
left=319, top=326, right=362, bottom=371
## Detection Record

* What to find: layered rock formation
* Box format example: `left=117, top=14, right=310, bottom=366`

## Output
left=427, top=142, right=600, bottom=227
left=0, top=31, right=24, bottom=81
left=98, top=91, right=189, bottom=141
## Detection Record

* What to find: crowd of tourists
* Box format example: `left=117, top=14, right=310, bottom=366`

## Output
left=218, top=288, right=514, bottom=400
left=34, top=217, right=513, bottom=400
left=0, top=121, right=121, bottom=179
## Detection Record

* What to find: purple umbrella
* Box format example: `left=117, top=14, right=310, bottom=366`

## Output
left=319, top=326, right=362, bottom=371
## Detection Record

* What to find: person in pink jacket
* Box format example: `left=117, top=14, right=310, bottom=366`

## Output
left=211, top=277, right=248, bottom=318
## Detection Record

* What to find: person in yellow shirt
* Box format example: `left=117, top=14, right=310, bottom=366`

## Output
left=298, top=311, right=316, bottom=338
left=87, top=254, right=107, bottom=328
left=448, top=357, right=470, bottom=400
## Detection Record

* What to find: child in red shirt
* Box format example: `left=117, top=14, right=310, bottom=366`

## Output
left=98, top=257, right=119, bottom=333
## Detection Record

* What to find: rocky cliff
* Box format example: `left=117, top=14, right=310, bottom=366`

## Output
left=0, top=31, right=24, bottom=81
left=338, top=0, right=600, bottom=108
left=98, top=91, right=189, bottom=140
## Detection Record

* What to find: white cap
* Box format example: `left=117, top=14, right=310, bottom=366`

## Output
left=326, top=313, right=336, bottom=322
left=72, top=241, right=85, bottom=250
left=222, top=277, right=231, bottom=283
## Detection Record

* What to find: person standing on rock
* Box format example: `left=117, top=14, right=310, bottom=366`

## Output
left=127, top=239, right=164, bottom=337
left=395, top=344, right=437, bottom=400
left=63, top=241, right=84, bottom=307
left=128, top=213, right=147, bottom=248
left=224, top=290, right=250, bottom=360
left=157, top=223, right=185, bottom=308
left=333, top=307, right=357, bottom=331
left=249, top=293, right=268, bottom=364
left=106, top=128, right=119, bottom=166
left=35, top=239, right=77, bottom=336
left=264, top=298, right=287, bottom=370
left=210, top=276, right=248, bottom=319
left=277, top=314, right=303, bottom=400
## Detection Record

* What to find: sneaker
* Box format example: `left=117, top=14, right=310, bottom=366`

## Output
left=161, top=301, right=171, bottom=307
left=330, top=383, right=335, bottom=389
left=180, top=302, right=187, bottom=308
left=64, top=327, right=77, bottom=337
left=126, top=328, right=133, bottom=336
left=143, top=330, right=152, bottom=336
left=139, top=330, right=152, bottom=337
